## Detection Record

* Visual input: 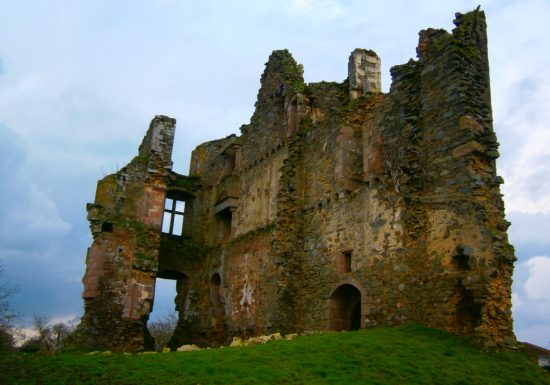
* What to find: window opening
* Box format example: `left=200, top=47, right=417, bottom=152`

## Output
left=452, top=246, right=471, bottom=271
left=162, top=198, right=185, bottom=235
left=337, top=250, right=352, bottom=274
left=215, top=208, right=233, bottom=241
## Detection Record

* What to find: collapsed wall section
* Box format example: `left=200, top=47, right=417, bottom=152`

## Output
left=79, top=116, right=175, bottom=351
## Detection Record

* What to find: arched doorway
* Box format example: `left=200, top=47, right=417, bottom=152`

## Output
left=208, top=272, right=227, bottom=343
left=328, top=284, right=362, bottom=331
left=209, top=273, right=224, bottom=316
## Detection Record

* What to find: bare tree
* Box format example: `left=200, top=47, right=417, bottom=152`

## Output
left=148, top=311, right=177, bottom=351
left=0, top=263, right=19, bottom=351
left=19, top=315, right=74, bottom=352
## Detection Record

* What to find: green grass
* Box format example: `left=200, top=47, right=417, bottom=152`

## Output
left=1, top=324, right=548, bottom=385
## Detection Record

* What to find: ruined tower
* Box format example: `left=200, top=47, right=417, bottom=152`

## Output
left=79, top=9, right=516, bottom=351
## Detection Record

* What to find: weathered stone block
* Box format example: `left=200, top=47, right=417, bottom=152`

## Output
left=452, top=140, right=486, bottom=158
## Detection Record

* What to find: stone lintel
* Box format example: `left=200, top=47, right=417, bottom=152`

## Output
left=215, top=198, right=239, bottom=214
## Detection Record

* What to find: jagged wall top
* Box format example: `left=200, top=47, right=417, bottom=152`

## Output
left=137, top=115, right=176, bottom=173
left=254, top=49, right=305, bottom=107
left=348, top=48, right=381, bottom=99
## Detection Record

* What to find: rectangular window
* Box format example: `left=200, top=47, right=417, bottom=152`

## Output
left=337, top=250, right=352, bottom=274
left=162, top=198, right=185, bottom=236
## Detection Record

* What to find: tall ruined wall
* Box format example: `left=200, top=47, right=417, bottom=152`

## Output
left=80, top=8, right=515, bottom=352
left=236, top=50, right=305, bottom=235
left=390, top=11, right=514, bottom=345
left=284, top=9, right=514, bottom=346
left=80, top=116, right=175, bottom=351
left=164, top=51, right=308, bottom=345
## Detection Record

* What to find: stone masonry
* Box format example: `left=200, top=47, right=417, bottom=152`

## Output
left=79, top=9, right=516, bottom=351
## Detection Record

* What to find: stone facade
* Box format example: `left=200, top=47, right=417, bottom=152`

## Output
left=79, top=9, right=516, bottom=351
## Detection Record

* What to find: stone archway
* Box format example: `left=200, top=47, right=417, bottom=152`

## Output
left=328, top=284, right=363, bottom=331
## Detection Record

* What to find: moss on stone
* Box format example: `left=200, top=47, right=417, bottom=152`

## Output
left=170, top=175, right=200, bottom=190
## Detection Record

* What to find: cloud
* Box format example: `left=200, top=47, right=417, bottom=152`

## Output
left=1, top=184, right=72, bottom=247
left=14, top=314, right=80, bottom=346
left=507, top=213, right=549, bottom=346
left=515, top=324, right=550, bottom=349
left=511, top=292, right=523, bottom=309
left=0, top=127, right=72, bottom=253
left=507, top=211, right=550, bottom=250
left=7, top=254, right=84, bottom=325
left=284, top=0, right=345, bottom=20
left=0, top=124, right=25, bottom=173
left=488, top=0, right=550, bottom=215
left=0, top=124, right=85, bottom=324
left=513, top=256, right=550, bottom=346
left=523, top=257, right=550, bottom=303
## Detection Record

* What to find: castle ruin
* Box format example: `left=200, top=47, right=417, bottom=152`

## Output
left=79, top=9, right=516, bottom=351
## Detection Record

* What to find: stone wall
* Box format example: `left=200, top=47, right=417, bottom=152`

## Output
left=80, top=8, right=515, bottom=351
left=79, top=116, right=175, bottom=351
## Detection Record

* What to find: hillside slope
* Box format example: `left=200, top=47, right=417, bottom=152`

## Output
left=1, top=325, right=548, bottom=384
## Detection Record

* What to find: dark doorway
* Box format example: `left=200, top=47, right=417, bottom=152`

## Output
left=453, top=283, right=481, bottom=334
left=208, top=272, right=227, bottom=343
left=328, top=284, right=362, bottom=331
left=209, top=273, right=224, bottom=316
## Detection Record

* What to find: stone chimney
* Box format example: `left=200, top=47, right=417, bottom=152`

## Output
left=348, top=49, right=381, bottom=99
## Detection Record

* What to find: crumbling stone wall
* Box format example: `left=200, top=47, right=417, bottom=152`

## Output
left=80, top=9, right=515, bottom=351
left=80, top=116, right=175, bottom=351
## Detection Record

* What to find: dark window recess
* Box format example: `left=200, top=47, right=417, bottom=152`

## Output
left=453, top=246, right=471, bottom=270
left=101, top=222, right=113, bottom=232
left=162, top=198, right=185, bottom=236
left=337, top=250, right=352, bottom=274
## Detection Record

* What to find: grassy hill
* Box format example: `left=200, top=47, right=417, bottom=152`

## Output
left=1, top=324, right=548, bottom=385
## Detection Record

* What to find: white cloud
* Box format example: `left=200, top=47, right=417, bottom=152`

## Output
left=513, top=256, right=550, bottom=346
left=511, top=292, right=523, bottom=310
left=285, top=0, right=345, bottom=20
left=48, top=314, right=80, bottom=327
left=0, top=183, right=72, bottom=252
left=523, top=257, right=550, bottom=303
left=515, top=324, right=550, bottom=349
left=489, top=0, right=550, bottom=215
left=22, top=184, right=72, bottom=234
left=507, top=211, right=550, bottom=247
left=14, top=328, right=37, bottom=347
left=13, top=314, right=80, bottom=347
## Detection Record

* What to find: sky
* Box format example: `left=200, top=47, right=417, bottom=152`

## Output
left=0, top=0, right=549, bottom=347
